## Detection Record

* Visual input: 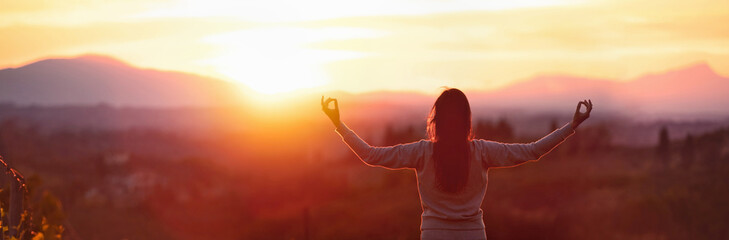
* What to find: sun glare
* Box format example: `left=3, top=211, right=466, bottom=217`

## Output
left=210, top=49, right=329, bottom=94
left=203, top=27, right=376, bottom=94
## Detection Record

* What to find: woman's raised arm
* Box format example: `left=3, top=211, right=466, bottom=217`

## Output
left=321, top=96, right=426, bottom=170
left=477, top=100, right=593, bottom=168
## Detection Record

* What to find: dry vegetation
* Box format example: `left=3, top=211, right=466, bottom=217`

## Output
left=0, top=111, right=727, bottom=239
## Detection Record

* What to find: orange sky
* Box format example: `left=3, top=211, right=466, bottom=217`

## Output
left=2, top=0, right=728, bottom=94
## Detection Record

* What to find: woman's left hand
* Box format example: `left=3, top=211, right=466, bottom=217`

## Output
left=572, top=99, right=593, bottom=129
left=321, top=96, right=341, bottom=126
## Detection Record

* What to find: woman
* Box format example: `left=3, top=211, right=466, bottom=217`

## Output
left=321, top=88, right=592, bottom=240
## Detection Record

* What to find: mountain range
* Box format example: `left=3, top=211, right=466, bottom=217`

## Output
left=1, top=55, right=727, bottom=117
left=466, top=62, right=729, bottom=116
left=0, top=55, right=243, bottom=107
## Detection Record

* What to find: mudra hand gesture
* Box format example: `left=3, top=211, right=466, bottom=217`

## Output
left=321, top=96, right=341, bottom=126
left=572, top=99, right=593, bottom=129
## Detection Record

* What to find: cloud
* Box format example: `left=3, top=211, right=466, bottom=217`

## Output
left=301, top=3, right=729, bottom=91
left=305, top=6, right=729, bottom=52
left=0, top=0, right=170, bottom=26
left=0, top=18, right=253, bottom=69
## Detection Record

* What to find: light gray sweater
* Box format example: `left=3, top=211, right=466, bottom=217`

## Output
left=336, top=122, right=575, bottom=230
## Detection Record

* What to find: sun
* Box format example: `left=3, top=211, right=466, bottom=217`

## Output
left=211, top=49, right=329, bottom=94
left=204, top=42, right=328, bottom=94
left=203, top=27, right=370, bottom=94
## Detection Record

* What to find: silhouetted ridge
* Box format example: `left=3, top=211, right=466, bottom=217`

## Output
left=633, top=62, right=721, bottom=83
left=0, top=55, right=243, bottom=107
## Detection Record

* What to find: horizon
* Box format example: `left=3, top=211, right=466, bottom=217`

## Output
left=3, top=53, right=726, bottom=94
left=2, top=53, right=729, bottom=120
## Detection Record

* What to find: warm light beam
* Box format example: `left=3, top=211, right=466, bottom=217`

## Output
left=202, top=27, right=375, bottom=94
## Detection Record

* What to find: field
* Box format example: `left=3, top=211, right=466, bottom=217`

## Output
left=0, top=106, right=727, bottom=239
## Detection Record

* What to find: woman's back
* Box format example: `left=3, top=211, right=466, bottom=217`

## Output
left=335, top=123, right=575, bottom=231
left=416, top=140, right=488, bottom=230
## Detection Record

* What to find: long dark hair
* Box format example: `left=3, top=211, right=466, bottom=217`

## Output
left=427, top=88, right=472, bottom=193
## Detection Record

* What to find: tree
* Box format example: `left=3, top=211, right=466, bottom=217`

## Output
left=656, top=126, right=670, bottom=167
left=547, top=119, right=562, bottom=159
left=680, top=134, right=695, bottom=169
left=474, top=120, right=492, bottom=140
left=473, top=118, right=514, bottom=142
left=494, top=118, right=514, bottom=142
left=384, top=124, right=398, bottom=146
left=549, top=119, right=559, bottom=132
left=383, top=124, right=422, bottom=146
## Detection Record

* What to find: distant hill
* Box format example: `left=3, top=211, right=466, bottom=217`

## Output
left=620, top=63, right=729, bottom=115
left=0, top=55, right=244, bottom=107
left=1, top=55, right=727, bottom=146
left=2, top=55, right=727, bottom=117
left=340, top=62, right=729, bottom=118
left=466, top=62, right=729, bottom=117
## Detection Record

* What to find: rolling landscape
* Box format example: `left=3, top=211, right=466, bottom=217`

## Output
left=0, top=55, right=727, bottom=239
left=3, top=0, right=729, bottom=239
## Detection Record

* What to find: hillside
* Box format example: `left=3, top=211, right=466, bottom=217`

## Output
left=468, top=62, right=729, bottom=116
left=0, top=55, right=244, bottom=107
left=1, top=55, right=727, bottom=118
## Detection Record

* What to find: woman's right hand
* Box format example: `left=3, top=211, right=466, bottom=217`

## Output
left=572, top=99, right=593, bottom=129
left=321, top=96, right=341, bottom=126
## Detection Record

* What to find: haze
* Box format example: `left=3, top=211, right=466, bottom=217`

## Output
left=2, top=0, right=729, bottom=94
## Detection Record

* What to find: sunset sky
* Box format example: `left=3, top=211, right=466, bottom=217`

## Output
left=2, top=0, right=728, bottom=94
